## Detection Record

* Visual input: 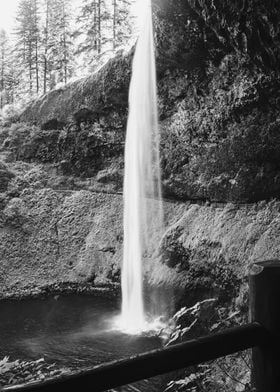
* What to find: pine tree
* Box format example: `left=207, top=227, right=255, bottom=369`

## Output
left=5, top=54, right=20, bottom=104
left=112, top=0, right=117, bottom=50
left=42, top=0, right=50, bottom=94
left=75, top=0, right=110, bottom=65
left=75, top=0, right=134, bottom=73
left=47, top=0, right=75, bottom=87
left=0, top=29, right=8, bottom=109
left=14, top=0, right=41, bottom=96
left=33, top=0, right=40, bottom=94
left=8, top=0, right=135, bottom=100
left=0, top=30, right=19, bottom=106
left=112, top=0, right=134, bottom=51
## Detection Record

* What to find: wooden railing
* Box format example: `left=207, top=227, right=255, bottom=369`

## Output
left=3, top=260, right=280, bottom=392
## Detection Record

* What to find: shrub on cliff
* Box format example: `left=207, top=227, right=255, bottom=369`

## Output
left=188, top=0, right=280, bottom=72
left=0, top=161, right=14, bottom=193
left=2, top=123, right=60, bottom=163
left=2, top=123, right=39, bottom=155
left=7, top=167, right=49, bottom=197
left=1, top=104, right=22, bottom=125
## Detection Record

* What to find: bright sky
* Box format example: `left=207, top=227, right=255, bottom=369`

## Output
left=0, top=0, right=19, bottom=33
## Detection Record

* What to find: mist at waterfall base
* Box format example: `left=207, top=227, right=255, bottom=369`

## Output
left=0, top=294, right=176, bottom=391
left=115, top=0, right=165, bottom=334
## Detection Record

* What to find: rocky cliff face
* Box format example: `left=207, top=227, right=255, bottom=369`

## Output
left=0, top=162, right=14, bottom=193
left=1, top=0, right=280, bottom=306
left=2, top=179, right=280, bottom=307
left=0, top=188, right=179, bottom=296
left=17, top=0, right=280, bottom=203
left=20, top=51, right=132, bottom=129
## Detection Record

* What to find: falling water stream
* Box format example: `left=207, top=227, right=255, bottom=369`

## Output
left=119, top=0, right=163, bottom=333
left=0, top=4, right=171, bottom=390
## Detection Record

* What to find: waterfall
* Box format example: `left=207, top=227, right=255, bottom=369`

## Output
left=120, top=0, right=163, bottom=334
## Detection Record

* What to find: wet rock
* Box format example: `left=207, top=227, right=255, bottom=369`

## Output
left=0, top=161, right=14, bottom=192
left=41, top=119, right=65, bottom=131
left=20, top=50, right=132, bottom=128
left=59, top=160, right=72, bottom=175
left=159, top=226, right=191, bottom=271
left=73, top=107, right=95, bottom=126
left=0, top=357, right=70, bottom=388
left=15, top=0, right=280, bottom=202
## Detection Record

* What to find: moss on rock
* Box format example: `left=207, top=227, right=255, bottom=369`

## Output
left=0, top=161, right=14, bottom=193
left=16, top=0, right=280, bottom=203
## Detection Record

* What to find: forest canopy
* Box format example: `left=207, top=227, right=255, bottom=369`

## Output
left=0, top=0, right=135, bottom=109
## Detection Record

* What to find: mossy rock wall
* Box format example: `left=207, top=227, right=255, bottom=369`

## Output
left=20, top=51, right=132, bottom=127
left=18, top=0, right=280, bottom=203
left=2, top=187, right=280, bottom=304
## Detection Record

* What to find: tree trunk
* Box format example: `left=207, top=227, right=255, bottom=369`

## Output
left=63, top=32, right=67, bottom=84
left=62, top=0, right=67, bottom=84
left=35, top=39, right=39, bottom=94
left=43, top=0, right=49, bottom=94
left=29, top=41, right=32, bottom=94
left=98, top=0, right=101, bottom=54
left=93, top=1, right=97, bottom=51
left=113, top=0, right=117, bottom=51
left=35, top=0, right=39, bottom=94
left=1, top=46, right=4, bottom=109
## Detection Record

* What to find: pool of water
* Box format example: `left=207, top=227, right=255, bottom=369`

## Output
left=0, top=294, right=174, bottom=391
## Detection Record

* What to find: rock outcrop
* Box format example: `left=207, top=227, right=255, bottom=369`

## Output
left=1, top=183, right=280, bottom=305
left=0, top=161, right=14, bottom=193
left=17, top=0, right=280, bottom=203
left=1, top=0, right=280, bottom=304
left=0, top=188, right=178, bottom=295
left=20, top=51, right=132, bottom=128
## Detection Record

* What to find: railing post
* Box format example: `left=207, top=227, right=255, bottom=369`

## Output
left=249, top=259, right=280, bottom=392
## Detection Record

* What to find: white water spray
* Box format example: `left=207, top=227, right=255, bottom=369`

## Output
left=119, top=0, right=163, bottom=334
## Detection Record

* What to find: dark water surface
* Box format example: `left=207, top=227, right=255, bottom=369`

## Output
left=0, top=294, right=174, bottom=391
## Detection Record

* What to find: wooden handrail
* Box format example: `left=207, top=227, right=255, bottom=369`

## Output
left=3, top=322, right=266, bottom=392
